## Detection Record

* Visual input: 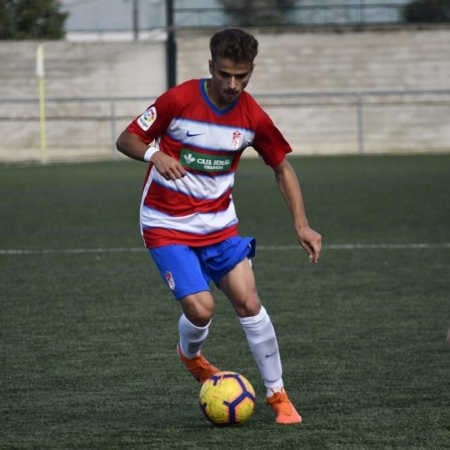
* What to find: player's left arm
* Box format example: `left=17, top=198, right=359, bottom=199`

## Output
left=273, top=158, right=322, bottom=264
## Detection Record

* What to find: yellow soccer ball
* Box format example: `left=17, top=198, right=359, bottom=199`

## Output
left=199, top=371, right=256, bottom=426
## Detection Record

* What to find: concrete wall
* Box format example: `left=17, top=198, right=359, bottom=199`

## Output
left=0, top=25, right=449, bottom=162
left=0, top=41, right=166, bottom=161
left=0, top=41, right=166, bottom=99
left=178, top=26, right=450, bottom=156
left=178, top=26, right=450, bottom=91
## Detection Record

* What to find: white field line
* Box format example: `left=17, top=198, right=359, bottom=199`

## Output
left=0, top=243, right=449, bottom=255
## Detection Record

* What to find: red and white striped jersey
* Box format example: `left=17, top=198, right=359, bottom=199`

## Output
left=127, top=79, right=292, bottom=248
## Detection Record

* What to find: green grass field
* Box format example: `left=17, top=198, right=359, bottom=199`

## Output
left=1, top=154, right=449, bottom=449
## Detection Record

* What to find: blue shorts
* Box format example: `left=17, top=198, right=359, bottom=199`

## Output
left=149, top=237, right=256, bottom=300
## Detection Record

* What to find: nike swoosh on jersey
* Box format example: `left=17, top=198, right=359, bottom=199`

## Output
left=186, top=131, right=204, bottom=137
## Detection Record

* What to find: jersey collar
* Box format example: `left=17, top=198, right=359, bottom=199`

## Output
left=200, top=78, right=240, bottom=116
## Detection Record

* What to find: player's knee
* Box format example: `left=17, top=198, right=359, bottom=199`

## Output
left=187, top=310, right=213, bottom=327
left=181, top=297, right=215, bottom=327
left=235, top=298, right=261, bottom=318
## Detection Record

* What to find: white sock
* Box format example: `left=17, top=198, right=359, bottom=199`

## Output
left=178, top=314, right=210, bottom=359
left=239, top=306, right=284, bottom=396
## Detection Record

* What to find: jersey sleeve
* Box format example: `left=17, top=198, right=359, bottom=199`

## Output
left=252, top=109, right=292, bottom=167
left=127, top=89, right=178, bottom=145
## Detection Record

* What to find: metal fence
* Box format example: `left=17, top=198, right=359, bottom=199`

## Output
left=1, top=88, right=449, bottom=163
left=61, top=0, right=450, bottom=37
left=172, top=1, right=449, bottom=28
left=174, top=2, right=408, bottom=28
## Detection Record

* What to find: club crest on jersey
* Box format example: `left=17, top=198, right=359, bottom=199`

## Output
left=231, top=131, right=242, bottom=150
left=165, top=271, right=175, bottom=290
left=138, top=106, right=157, bottom=131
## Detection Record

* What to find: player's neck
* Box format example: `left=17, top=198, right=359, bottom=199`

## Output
left=205, top=79, right=229, bottom=111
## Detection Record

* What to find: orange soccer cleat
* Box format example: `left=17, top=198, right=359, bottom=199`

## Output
left=267, top=388, right=302, bottom=425
left=176, top=344, right=220, bottom=385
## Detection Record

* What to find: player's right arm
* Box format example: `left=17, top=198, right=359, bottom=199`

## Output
left=116, top=93, right=186, bottom=181
left=116, top=130, right=186, bottom=181
left=116, top=129, right=151, bottom=162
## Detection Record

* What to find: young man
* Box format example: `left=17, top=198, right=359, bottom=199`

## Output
left=116, top=28, right=321, bottom=425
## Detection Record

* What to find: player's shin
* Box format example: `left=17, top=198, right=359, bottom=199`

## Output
left=238, top=306, right=284, bottom=394
left=178, top=313, right=210, bottom=358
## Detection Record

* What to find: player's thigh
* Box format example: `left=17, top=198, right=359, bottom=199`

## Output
left=219, top=258, right=261, bottom=318
left=149, top=245, right=210, bottom=300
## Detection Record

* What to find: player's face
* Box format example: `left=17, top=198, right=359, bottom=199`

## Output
left=208, top=57, right=254, bottom=109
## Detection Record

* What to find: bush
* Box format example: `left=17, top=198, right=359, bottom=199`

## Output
left=220, top=0, right=296, bottom=26
left=402, top=0, right=450, bottom=23
left=0, top=0, right=67, bottom=40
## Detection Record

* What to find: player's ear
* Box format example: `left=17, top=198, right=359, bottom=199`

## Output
left=208, top=60, right=213, bottom=75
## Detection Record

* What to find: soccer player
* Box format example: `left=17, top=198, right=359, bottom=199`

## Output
left=116, top=28, right=321, bottom=425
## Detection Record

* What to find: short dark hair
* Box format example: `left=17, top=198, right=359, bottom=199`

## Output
left=210, top=29, right=259, bottom=64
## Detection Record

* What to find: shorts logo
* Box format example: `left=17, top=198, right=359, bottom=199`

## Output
left=231, top=131, right=242, bottom=150
left=138, top=106, right=157, bottom=131
left=165, top=271, right=175, bottom=290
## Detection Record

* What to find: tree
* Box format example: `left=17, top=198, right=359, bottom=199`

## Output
left=220, top=0, right=296, bottom=26
left=0, top=0, right=68, bottom=40
left=402, top=0, right=450, bottom=23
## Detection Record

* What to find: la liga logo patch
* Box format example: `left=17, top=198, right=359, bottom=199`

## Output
left=138, top=106, right=157, bottom=131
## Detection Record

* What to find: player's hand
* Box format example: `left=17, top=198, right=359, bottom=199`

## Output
left=297, top=226, right=322, bottom=264
left=151, top=151, right=186, bottom=181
